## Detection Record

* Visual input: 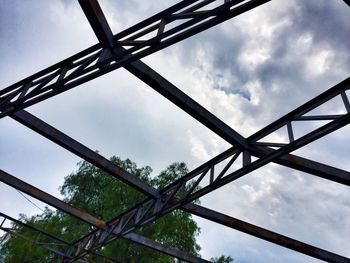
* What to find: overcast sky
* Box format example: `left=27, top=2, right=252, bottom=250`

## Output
left=1, top=0, right=350, bottom=262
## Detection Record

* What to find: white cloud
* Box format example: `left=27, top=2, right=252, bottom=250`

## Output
left=0, top=0, right=350, bottom=262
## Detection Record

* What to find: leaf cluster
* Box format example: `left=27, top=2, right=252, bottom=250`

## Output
left=0, top=157, right=201, bottom=262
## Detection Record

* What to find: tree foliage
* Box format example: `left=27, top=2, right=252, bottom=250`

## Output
left=0, top=157, right=202, bottom=262
left=211, top=255, right=234, bottom=263
left=0, top=157, right=233, bottom=262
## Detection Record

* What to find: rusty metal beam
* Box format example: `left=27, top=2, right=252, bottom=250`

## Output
left=0, top=169, right=209, bottom=263
left=182, top=203, right=350, bottom=263
left=11, top=110, right=350, bottom=262
left=11, top=110, right=159, bottom=199
left=0, top=212, right=117, bottom=263
left=11, top=107, right=350, bottom=191
left=0, top=212, right=72, bottom=260
left=1, top=0, right=349, bottom=262
left=69, top=78, right=350, bottom=261
left=124, top=232, right=209, bottom=263
left=0, top=169, right=104, bottom=228
left=76, top=0, right=350, bottom=187
left=78, top=0, right=114, bottom=48
left=251, top=146, right=350, bottom=185
left=0, top=0, right=272, bottom=119
left=79, top=0, right=248, bottom=150
left=10, top=77, right=350, bottom=261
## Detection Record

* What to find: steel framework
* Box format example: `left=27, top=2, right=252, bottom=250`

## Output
left=0, top=0, right=349, bottom=262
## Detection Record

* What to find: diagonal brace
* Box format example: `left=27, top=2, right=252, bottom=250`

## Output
left=0, top=169, right=210, bottom=263
left=78, top=0, right=249, bottom=151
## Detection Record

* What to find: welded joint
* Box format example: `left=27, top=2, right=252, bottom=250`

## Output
left=97, top=48, right=113, bottom=69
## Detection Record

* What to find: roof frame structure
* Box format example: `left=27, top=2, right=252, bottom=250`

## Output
left=0, top=212, right=120, bottom=263
left=66, top=77, right=350, bottom=263
left=0, top=0, right=349, bottom=262
left=0, top=170, right=210, bottom=263
left=1, top=167, right=348, bottom=262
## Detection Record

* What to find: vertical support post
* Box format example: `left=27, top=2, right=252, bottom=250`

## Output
left=287, top=121, right=294, bottom=142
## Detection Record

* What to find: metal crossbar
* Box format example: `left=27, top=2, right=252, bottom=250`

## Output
left=0, top=0, right=349, bottom=262
left=68, top=78, right=350, bottom=262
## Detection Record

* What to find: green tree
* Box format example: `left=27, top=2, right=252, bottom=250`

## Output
left=0, top=157, right=231, bottom=262
left=211, top=255, right=234, bottom=263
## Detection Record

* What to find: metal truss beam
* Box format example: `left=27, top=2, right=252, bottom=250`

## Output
left=2, top=155, right=348, bottom=262
left=251, top=146, right=350, bottom=185
left=79, top=0, right=350, bottom=187
left=78, top=0, right=248, bottom=150
left=12, top=109, right=350, bottom=189
left=182, top=203, right=350, bottom=263
left=10, top=106, right=350, bottom=262
left=11, top=110, right=159, bottom=199
left=10, top=0, right=346, bottom=208
left=78, top=0, right=114, bottom=49
left=0, top=170, right=209, bottom=263
left=0, top=212, right=72, bottom=261
left=8, top=75, right=350, bottom=261
left=1, top=92, right=345, bottom=263
left=0, top=0, right=271, bottom=117
left=0, top=0, right=272, bottom=151
left=9, top=108, right=350, bottom=262
left=69, top=78, right=350, bottom=262
left=9, top=76, right=350, bottom=259
left=0, top=212, right=117, bottom=263
left=1, top=0, right=349, bottom=262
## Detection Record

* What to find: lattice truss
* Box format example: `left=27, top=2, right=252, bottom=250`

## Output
left=0, top=0, right=349, bottom=262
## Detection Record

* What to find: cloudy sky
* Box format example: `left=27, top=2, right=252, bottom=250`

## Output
left=1, top=0, right=350, bottom=262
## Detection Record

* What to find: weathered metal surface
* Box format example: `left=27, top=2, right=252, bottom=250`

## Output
left=9, top=5, right=350, bottom=260
left=0, top=0, right=271, bottom=119
left=251, top=146, right=350, bottom=186
left=0, top=170, right=209, bottom=263
left=248, top=78, right=350, bottom=143
left=9, top=78, right=350, bottom=261
left=124, top=58, right=248, bottom=150
left=11, top=110, right=159, bottom=199
left=80, top=0, right=249, bottom=150
left=0, top=212, right=117, bottom=263
left=182, top=204, right=350, bottom=263
left=70, top=78, right=350, bottom=261
left=78, top=0, right=114, bottom=48
left=125, top=232, right=211, bottom=263
left=0, top=0, right=349, bottom=262
left=0, top=170, right=106, bottom=228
